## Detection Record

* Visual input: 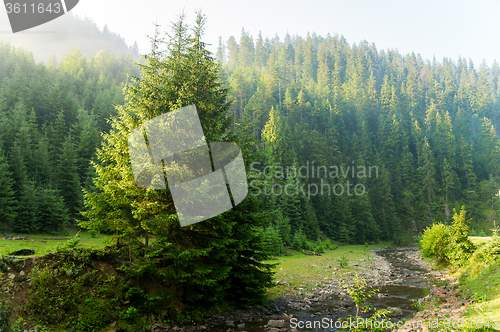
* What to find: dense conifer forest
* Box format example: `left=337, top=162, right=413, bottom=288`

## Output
left=218, top=30, right=500, bottom=247
left=1, top=18, right=500, bottom=248
left=1, top=12, right=500, bottom=330
left=0, top=40, right=139, bottom=233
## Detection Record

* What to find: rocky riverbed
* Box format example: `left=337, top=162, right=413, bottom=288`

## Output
left=148, top=247, right=470, bottom=332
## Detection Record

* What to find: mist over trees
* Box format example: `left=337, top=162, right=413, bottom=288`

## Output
left=218, top=30, right=500, bottom=245
left=0, top=13, right=140, bottom=63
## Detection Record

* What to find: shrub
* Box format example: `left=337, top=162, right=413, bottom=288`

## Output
left=336, top=255, right=349, bottom=268
left=313, top=241, right=325, bottom=253
left=323, top=238, right=335, bottom=250
left=340, top=274, right=392, bottom=331
left=56, top=231, right=81, bottom=253
left=470, top=234, right=500, bottom=266
left=421, top=207, right=476, bottom=267
left=420, top=223, right=451, bottom=263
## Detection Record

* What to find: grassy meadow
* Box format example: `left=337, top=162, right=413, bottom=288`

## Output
left=0, top=231, right=113, bottom=257
left=264, top=243, right=388, bottom=298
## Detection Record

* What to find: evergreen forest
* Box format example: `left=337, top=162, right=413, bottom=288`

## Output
left=1, top=17, right=500, bottom=246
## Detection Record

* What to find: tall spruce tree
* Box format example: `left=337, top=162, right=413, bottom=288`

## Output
left=0, top=146, right=16, bottom=230
left=81, top=13, right=273, bottom=310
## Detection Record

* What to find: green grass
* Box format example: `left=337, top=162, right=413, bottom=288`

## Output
left=264, top=243, right=387, bottom=298
left=470, top=237, right=492, bottom=246
left=0, top=231, right=113, bottom=257
left=459, top=261, right=500, bottom=331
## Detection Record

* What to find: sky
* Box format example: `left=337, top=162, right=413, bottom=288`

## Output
left=2, top=0, right=500, bottom=65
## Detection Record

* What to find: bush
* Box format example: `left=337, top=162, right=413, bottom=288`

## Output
left=56, top=231, right=81, bottom=253
left=471, top=235, right=500, bottom=265
left=336, top=255, right=349, bottom=268
left=323, top=238, right=335, bottom=250
left=420, top=223, right=451, bottom=263
left=313, top=241, right=325, bottom=253
left=421, top=206, right=476, bottom=267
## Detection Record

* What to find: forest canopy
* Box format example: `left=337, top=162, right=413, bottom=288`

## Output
left=0, top=18, right=499, bottom=248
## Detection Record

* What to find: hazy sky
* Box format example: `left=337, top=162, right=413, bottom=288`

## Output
left=3, top=0, right=500, bottom=65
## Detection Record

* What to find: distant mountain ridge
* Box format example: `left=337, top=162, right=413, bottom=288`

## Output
left=0, top=13, right=139, bottom=63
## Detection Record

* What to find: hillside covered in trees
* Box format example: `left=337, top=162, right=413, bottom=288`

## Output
left=1, top=23, right=500, bottom=249
left=218, top=30, right=500, bottom=246
left=0, top=41, right=139, bottom=234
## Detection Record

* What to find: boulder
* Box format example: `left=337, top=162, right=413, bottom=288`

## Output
left=9, top=249, right=34, bottom=256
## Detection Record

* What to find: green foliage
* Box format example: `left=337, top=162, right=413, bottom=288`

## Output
left=0, top=39, right=134, bottom=233
left=421, top=206, right=475, bottom=267
left=336, top=254, right=349, bottom=268
left=340, top=273, right=392, bottom=331
left=420, top=223, right=451, bottom=263
left=219, top=28, right=500, bottom=245
left=261, top=224, right=283, bottom=255
left=447, top=206, right=476, bottom=266
left=25, top=251, right=122, bottom=331
left=80, top=13, right=275, bottom=314
left=56, top=231, right=81, bottom=253
left=292, top=228, right=307, bottom=251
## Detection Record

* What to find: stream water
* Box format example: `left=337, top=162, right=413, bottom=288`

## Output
left=213, top=247, right=438, bottom=332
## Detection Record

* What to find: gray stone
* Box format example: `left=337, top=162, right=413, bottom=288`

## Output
left=267, top=320, right=285, bottom=328
left=387, top=306, right=403, bottom=315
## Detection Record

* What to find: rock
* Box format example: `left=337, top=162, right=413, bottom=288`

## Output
left=267, top=320, right=285, bottom=328
left=9, top=249, right=34, bottom=256
left=8, top=273, right=15, bottom=279
left=237, top=323, right=245, bottom=329
left=226, top=321, right=234, bottom=327
left=387, top=306, right=403, bottom=315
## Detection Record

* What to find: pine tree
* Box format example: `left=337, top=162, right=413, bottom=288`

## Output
left=15, top=181, right=38, bottom=233
left=57, top=136, right=82, bottom=217
left=479, top=117, right=500, bottom=176
left=37, top=188, right=68, bottom=233
left=81, top=13, right=274, bottom=309
left=0, top=146, right=16, bottom=229
left=273, top=208, right=291, bottom=245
